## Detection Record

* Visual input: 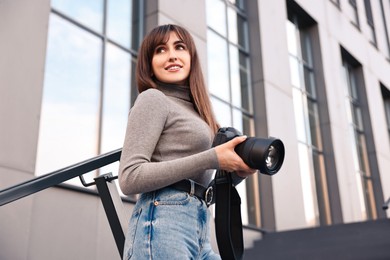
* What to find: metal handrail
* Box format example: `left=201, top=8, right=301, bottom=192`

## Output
left=383, top=196, right=390, bottom=210
left=0, top=148, right=126, bottom=258
left=0, top=148, right=121, bottom=206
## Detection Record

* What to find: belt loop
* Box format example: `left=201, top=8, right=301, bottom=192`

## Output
left=189, top=179, right=195, bottom=196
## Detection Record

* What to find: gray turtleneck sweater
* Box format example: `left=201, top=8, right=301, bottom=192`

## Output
left=118, top=83, right=220, bottom=195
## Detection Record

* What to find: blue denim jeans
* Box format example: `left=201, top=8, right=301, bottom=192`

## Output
left=123, top=187, right=221, bottom=260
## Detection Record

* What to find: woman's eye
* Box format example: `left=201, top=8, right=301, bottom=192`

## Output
left=155, top=47, right=166, bottom=53
left=176, top=44, right=186, bottom=50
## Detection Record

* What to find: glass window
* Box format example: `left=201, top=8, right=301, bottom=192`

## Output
left=379, top=0, right=390, bottom=58
left=298, top=143, right=320, bottom=226
left=364, top=0, right=377, bottom=46
left=348, top=0, right=360, bottom=28
left=381, top=84, right=390, bottom=141
left=206, top=0, right=227, bottom=37
left=287, top=16, right=331, bottom=226
left=36, top=14, right=102, bottom=181
left=101, top=44, right=132, bottom=154
left=207, top=30, right=230, bottom=102
left=228, top=0, right=245, bottom=10
left=308, top=99, right=321, bottom=148
left=51, top=0, right=104, bottom=33
left=211, top=97, right=232, bottom=127
left=227, top=7, right=247, bottom=49
left=232, top=109, right=253, bottom=134
left=36, top=1, right=143, bottom=187
left=342, top=59, right=377, bottom=220
left=229, top=45, right=251, bottom=110
left=107, top=0, right=132, bottom=49
left=207, top=0, right=254, bottom=226
left=106, top=0, right=142, bottom=51
left=289, top=57, right=302, bottom=88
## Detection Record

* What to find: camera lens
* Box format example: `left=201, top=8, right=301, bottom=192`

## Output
left=235, top=137, right=285, bottom=175
left=265, top=145, right=281, bottom=171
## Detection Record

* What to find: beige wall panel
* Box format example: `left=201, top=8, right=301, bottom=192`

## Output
left=158, top=0, right=207, bottom=41
left=257, top=0, right=291, bottom=96
left=0, top=168, right=35, bottom=260
left=0, top=0, right=50, bottom=174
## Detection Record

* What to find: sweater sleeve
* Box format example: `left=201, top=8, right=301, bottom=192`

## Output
left=118, top=89, right=219, bottom=195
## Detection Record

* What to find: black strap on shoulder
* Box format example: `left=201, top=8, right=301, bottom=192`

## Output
left=214, top=170, right=244, bottom=260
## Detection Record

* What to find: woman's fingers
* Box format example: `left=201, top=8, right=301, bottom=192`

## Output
left=215, top=135, right=258, bottom=173
left=227, top=135, right=247, bottom=147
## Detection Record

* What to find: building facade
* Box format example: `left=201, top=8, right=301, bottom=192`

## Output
left=1, top=0, right=390, bottom=259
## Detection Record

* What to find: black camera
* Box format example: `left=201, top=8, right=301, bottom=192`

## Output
left=212, top=127, right=285, bottom=175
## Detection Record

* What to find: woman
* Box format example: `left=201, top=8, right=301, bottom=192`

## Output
left=119, top=24, right=255, bottom=260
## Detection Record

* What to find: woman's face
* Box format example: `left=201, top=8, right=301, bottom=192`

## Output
left=152, top=31, right=191, bottom=85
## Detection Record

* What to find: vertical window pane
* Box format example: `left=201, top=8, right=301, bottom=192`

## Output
left=36, top=14, right=101, bottom=175
left=348, top=70, right=359, bottom=100
left=228, top=7, right=238, bottom=44
left=342, top=59, right=376, bottom=220
left=289, top=57, right=302, bottom=89
left=298, top=143, right=320, bottom=226
left=301, top=34, right=313, bottom=66
left=207, top=0, right=253, bottom=227
left=229, top=0, right=245, bottom=10
left=293, top=88, right=308, bottom=142
left=356, top=132, right=368, bottom=172
left=385, top=98, right=390, bottom=128
left=380, top=0, right=390, bottom=58
left=364, top=0, right=377, bottom=45
left=207, top=30, right=230, bottom=102
left=99, top=44, right=132, bottom=183
left=381, top=85, right=390, bottom=141
left=52, top=0, right=103, bottom=33
left=239, top=51, right=251, bottom=111
left=228, top=8, right=247, bottom=48
left=287, top=14, right=329, bottom=226
left=286, top=20, right=299, bottom=56
left=233, top=109, right=253, bottom=134
left=101, top=43, right=131, bottom=153
left=353, top=106, right=364, bottom=131
left=206, top=0, right=227, bottom=37
left=229, top=45, right=242, bottom=107
left=211, top=98, right=232, bottom=127
left=107, top=0, right=132, bottom=48
left=308, top=100, right=321, bottom=148
left=348, top=0, right=360, bottom=27
left=304, top=67, right=316, bottom=97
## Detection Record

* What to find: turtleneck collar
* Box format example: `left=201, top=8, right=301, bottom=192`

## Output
left=155, top=80, right=191, bottom=102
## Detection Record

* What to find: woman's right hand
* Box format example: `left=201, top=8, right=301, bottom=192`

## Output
left=214, top=136, right=256, bottom=175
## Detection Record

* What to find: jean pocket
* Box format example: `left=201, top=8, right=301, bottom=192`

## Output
left=125, top=208, right=142, bottom=260
left=155, top=190, right=190, bottom=206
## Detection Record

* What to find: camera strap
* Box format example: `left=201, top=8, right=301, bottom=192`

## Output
left=214, top=170, right=244, bottom=260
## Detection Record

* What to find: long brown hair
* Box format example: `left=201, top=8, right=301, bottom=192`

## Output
left=136, top=24, right=219, bottom=133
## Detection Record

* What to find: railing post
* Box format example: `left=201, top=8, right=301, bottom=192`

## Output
left=94, top=173, right=127, bottom=259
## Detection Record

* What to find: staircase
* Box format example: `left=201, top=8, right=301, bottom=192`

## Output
left=243, top=219, right=390, bottom=260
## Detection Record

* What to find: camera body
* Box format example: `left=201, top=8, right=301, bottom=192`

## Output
left=212, top=127, right=285, bottom=175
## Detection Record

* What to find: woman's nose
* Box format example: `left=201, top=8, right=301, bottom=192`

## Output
left=168, top=48, right=178, bottom=62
